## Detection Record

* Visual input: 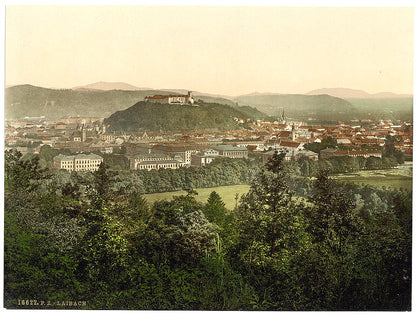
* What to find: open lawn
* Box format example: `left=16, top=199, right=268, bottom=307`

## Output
left=144, top=184, right=251, bottom=210
left=144, top=167, right=412, bottom=209
left=334, top=166, right=412, bottom=191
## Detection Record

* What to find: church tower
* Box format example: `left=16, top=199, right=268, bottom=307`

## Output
left=291, top=124, right=296, bottom=141
left=187, top=91, right=194, bottom=105
left=81, top=124, right=87, bottom=142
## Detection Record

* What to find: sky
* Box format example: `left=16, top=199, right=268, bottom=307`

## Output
left=5, top=5, right=414, bottom=96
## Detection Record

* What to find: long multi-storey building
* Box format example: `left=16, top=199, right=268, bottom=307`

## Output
left=211, top=145, right=248, bottom=159
left=129, top=153, right=185, bottom=171
left=152, top=144, right=198, bottom=166
left=53, top=153, right=103, bottom=172
left=320, top=148, right=382, bottom=159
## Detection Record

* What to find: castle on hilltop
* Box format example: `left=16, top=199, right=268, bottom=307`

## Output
left=144, top=91, right=194, bottom=105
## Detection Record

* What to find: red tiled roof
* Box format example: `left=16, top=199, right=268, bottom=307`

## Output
left=280, top=140, right=301, bottom=148
left=278, top=131, right=291, bottom=138
left=358, top=139, right=380, bottom=143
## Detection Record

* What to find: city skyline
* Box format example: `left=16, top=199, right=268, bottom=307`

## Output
left=5, top=5, right=414, bottom=96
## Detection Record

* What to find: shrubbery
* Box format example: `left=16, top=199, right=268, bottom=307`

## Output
left=4, top=149, right=411, bottom=310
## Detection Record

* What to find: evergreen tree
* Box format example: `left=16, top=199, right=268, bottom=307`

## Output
left=5, top=149, right=48, bottom=193
left=239, top=152, right=296, bottom=258
left=302, top=169, right=364, bottom=309
left=76, top=198, right=129, bottom=308
left=306, top=169, right=362, bottom=252
left=88, top=162, right=118, bottom=209
left=204, top=191, right=227, bottom=224
left=203, top=191, right=237, bottom=247
left=234, top=152, right=310, bottom=309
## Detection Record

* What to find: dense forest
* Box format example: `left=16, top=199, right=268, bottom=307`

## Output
left=4, top=149, right=411, bottom=310
left=5, top=84, right=267, bottom=121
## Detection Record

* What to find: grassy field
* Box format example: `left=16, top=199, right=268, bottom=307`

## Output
left=334, top=166, right=413, bottom=191
left=144, top=167, right=412, bottom=209
left=144, top=184, right=251, bottom=210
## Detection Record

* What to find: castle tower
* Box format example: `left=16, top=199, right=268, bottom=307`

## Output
left=187, top=91, right=194, bottom=104
left=291, top=124, right=296, bottom=141
left=81, top=124, right=87, bottom=142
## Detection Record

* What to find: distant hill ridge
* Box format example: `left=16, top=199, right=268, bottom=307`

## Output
left=4, top=84, right=264, bottom=120
left=5, top=84, right=181, bottom=119
left=306, top=87, right=412, bottom=99
left=234, top=93, right=357, bottom=120
left=5, top=84, right=413, bottom=122
left=73, top=81, right=152, bottom=91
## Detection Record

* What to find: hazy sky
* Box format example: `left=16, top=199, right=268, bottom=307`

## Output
left=5, top=5, right=414, bottom=96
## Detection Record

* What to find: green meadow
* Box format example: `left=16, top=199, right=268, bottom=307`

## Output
left=144, top=184, right=251, bottom=209
left=144, top=166, right=412, bottom=209
left=333, top=166, right=412, bottom=191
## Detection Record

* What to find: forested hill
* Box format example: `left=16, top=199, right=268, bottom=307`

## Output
left=346, top=98, right=413, bottom=121
left=104, top=101, right=261, bottom=132
left=5, top=84, right=266, bottom=120
left=5, top=85, right=184, bottom=119
left=234, top=94, right=356, bottom=121
left=8, top=84, right=410, bottom=122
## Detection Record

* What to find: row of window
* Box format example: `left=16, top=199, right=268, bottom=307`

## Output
left=137, top=157, right=169, bottom=162
left=74, top=164, right=101, bottom=168
left=138, top=163, right=179, bottom=170
left=75, top=160, right=102, bottom=164
left=222, top=152, right=247, bottom=157
left=61, top=165, right=99, bottom=171
left=61, top=162, right=101, bottom=166
left=59, top=159, right=103, bottom=171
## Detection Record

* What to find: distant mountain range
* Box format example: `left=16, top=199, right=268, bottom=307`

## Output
left=5, top=85, right=180, bottom=119
left=4, top=84, right=263, bottom=121
left=234, top=94, right=356, bottom=120
left=306, top=87, right=412, bottom=99
left=4, top=83, right=413, bottom=122
left=71, top=82, right=233, bottom=99
left=73, top=81, right=152, bottom=91
left=8, top=81, right=412, bottom=99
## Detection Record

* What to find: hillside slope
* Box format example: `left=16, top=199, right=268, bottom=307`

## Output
left=234, top=94, right=356, bottom=120
left=104, top=101, right=255, bottom=132
left=73, top=81, right=149, bottom=91
left=307, top=87, right=412, bottom=99
left=5, top=84, right=263, bottom=120
left=346, top=98, right=413, bottom=121
left=5, top=85, right=180, bottom=119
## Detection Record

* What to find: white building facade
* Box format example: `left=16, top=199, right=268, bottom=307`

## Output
left=54, top=153, right=103, bottom=172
